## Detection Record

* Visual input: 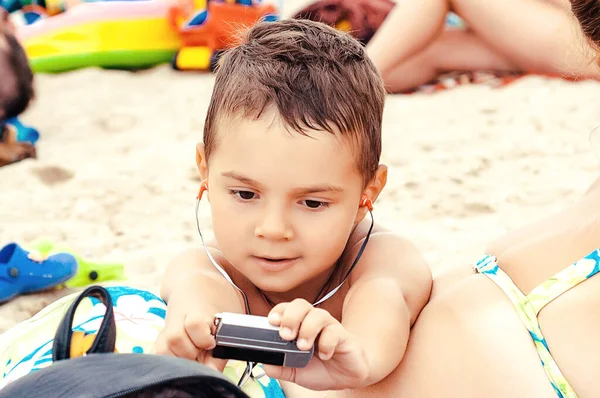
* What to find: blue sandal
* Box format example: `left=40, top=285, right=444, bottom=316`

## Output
left=0, top=243, right=78, bottom=303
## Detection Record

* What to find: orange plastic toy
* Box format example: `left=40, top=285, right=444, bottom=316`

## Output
left=168, top=0, right=278, bottom=71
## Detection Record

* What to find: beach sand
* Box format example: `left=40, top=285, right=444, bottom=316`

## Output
left=1, top=0, right=600, bottom=332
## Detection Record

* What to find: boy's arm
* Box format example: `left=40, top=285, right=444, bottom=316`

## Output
left=160, top=246, right=244, bottom=313
left=154, top=246, right=245, bottom=363
left=341, top=232, right=432, bottom=387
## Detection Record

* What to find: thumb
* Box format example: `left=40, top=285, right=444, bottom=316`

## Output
left=198, top=351, right=228, bottom=373
left=263, top=364, right=296, bottom=383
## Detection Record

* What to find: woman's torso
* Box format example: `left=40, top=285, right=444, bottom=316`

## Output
left=361, top=183, right=600, bottom=398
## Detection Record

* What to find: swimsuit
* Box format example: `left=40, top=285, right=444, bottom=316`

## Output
left=475, top=249, right=600, bottom=398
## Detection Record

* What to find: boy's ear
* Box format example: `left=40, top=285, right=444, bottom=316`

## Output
left=355, top=164, right=388, bottom=223
left=196, top=142, right=208, bottom=181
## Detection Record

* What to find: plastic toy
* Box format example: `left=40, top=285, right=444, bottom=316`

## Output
left=0, top=1, right=49, bottom=25
left=169, top=0, right=279, bottom=71
left=28, top=238, right=126, bottom=288
left=1, top=0, right=63, bottom=16
left=15, top=0, right=182, bottom=73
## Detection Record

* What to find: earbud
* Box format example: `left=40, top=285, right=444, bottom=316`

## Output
left=360, top=195, right=373, bottom=212
left=197, top=180, right=208, bottom=200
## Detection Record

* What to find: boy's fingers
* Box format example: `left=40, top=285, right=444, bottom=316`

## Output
left=316, top=323, right=343, bottom=361
left=207, top=357, right=228, bottom=373
left=184, top=313, right=216, bottom=350
left=268, top=302, right=288, bottom=326
left=200, top=352, right=228, bottom=372
left=155, top=327, right=199, bottom=360
left=279, top=299, right=314, bottom=341
left=296, top=308, right=335, bottom=350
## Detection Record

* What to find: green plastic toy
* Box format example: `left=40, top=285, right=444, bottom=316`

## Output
left=28, top=238, right=126, bottom=288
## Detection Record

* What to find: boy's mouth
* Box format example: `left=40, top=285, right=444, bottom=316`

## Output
left=251, top=256, right=300, bottom=272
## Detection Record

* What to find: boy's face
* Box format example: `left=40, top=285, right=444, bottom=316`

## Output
left=198, top=109, right=385, bottom=300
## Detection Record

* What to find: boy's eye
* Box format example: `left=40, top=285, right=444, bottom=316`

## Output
left=233, top=190, right=256, bottom=200
left=304, top=200, right=327, bottom=209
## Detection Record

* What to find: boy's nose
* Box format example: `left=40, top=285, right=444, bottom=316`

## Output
left=254, top=208, right=294, bottom=241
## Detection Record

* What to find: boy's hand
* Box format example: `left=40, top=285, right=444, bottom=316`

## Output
left=153, top=293, right=227, bottom=372
left=264, top=299, right=369, bottom=391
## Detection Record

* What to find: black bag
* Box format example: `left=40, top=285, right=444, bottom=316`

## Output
left=0, top=285, right=250, bottom=398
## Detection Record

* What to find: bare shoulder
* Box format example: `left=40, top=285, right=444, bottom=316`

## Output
left=345, top=220, right=433, bottom=322
left=345, top=220, right=432, bottom=285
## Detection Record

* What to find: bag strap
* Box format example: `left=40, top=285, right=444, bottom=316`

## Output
left=52, top=285, right=117, bottom=362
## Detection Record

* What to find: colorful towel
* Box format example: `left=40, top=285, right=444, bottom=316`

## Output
left=0, top=286, right=285, bottom=398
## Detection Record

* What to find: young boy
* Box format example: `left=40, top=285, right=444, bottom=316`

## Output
left=154, top=19, right=432, bottom=394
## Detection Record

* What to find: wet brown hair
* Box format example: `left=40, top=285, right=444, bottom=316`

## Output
left=203, top=19, right=385, bottom=184
left=571, top=0, right=600, bottom=48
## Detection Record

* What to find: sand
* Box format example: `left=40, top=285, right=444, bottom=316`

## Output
left=1, top=0, right=600, bottom=333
